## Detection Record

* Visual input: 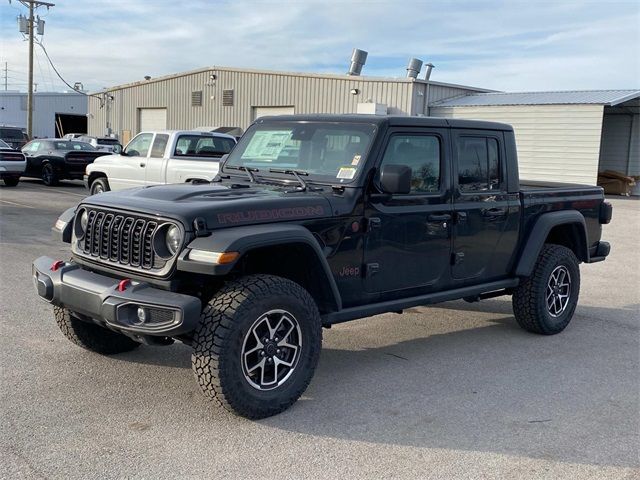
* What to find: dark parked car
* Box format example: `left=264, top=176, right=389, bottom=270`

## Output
left=0, top=126, right=29, bottom=150
left=34, top=115, right=611, bottom=418
left=21, top=139, right=107, bottom=186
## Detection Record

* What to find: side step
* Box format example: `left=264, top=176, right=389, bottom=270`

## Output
left=321, top=279, right=519, bottom=325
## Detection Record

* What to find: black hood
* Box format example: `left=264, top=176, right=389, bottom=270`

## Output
left=81, top=182, right=334, bottom=231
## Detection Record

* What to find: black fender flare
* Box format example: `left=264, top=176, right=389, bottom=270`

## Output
left=515, top=210, right=588, bottom=277
left=177, top=223, right=342, bottom=310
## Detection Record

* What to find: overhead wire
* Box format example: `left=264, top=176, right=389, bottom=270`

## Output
left=35, top=39, right=105, bottom=107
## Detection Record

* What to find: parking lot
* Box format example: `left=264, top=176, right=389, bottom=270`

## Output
left=0, top=180, right=638, bottom=479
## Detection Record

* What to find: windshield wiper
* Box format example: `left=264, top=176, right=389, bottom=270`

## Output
left=226, top=165, right=259, bottom=183
left=268, top=169, right=311, bottom=191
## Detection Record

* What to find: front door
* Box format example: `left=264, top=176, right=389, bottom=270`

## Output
left=451, top=130, right=520, bottom=281
left=364, top=128, right=453, bottom=294
left=109, top=132, right=153, bottom=190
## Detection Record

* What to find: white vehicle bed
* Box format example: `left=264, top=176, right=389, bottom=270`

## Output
left=84, top=130, right=236, bottom=194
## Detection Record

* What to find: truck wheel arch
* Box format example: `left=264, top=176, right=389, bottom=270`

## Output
left=178, top=224, right=342, bottom=314
left=515, top=210, right=589, bottom=277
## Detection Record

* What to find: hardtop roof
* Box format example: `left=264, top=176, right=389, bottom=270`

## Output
left=254, top=114, right=513, bottom=131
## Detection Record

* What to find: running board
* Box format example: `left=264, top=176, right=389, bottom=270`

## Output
left=322, top=279, right=519, bottom=325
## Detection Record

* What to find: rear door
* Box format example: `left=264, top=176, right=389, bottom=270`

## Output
left=363, top=127, right=453, bottom=294
left=451, top=130, right=520, bottom=281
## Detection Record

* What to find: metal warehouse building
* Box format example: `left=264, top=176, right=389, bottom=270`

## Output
left=87, top=65, right=639, bottom=186
left=86, top=65, right=490, bottom=144
left=0, top=91, right=87, bottom=138
left=432, top=90, right=640, bottom=184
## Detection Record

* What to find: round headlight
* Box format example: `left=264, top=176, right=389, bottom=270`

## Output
left=79, top=210, right=88, bottom=232
left=75, top=209, right=89, bottom=238
left=165, top=225, right=182, bottom=255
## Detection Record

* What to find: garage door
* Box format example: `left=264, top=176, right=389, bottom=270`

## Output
left=253, top=106, right=295, bottom=120
left=138, top=108, right=167, bottom=132
left=599, top=113, right=639, bottom=176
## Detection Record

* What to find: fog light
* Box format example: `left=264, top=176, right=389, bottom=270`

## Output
left=137, top=307, right=147, bottom=324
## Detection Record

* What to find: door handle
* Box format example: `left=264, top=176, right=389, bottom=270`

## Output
left=428, top=213, right=452, bottom=222
left=139, top=162, right=146, bottom=167
left=482, top=208, right=506, bottom=218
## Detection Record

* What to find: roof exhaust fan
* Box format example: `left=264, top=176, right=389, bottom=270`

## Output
left=406, top=58, right=423, bottom=79
left=424, top=63, right=435, bottom=81
left=348, top=49, right=368, bottom=76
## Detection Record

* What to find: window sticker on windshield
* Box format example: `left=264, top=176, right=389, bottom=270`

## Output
left=351, top=154, right=361, bottom=166
left=337, top=166, right=356, bottom=180
left=243, top=131, right=291, bottom=161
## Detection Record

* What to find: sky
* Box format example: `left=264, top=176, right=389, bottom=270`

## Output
left=0, top=0, right=639, bottom=93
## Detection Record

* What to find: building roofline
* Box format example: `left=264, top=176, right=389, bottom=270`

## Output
left=89, top=65, right=494, bottom=95
left=431, top=89, right=640, bottom=107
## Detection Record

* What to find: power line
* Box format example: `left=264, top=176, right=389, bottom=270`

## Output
left=36, top=41, right=104, bottom=106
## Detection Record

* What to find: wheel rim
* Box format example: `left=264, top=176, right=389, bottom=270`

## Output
left=42, top=166, right=53, bottom=184
left=93, top=183, right=104, bottom=194
left=546, top=265, right=571, bottom=318
left=241, top=309, right=302, bottom=391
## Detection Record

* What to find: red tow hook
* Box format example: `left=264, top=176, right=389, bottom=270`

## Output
left=117, top=279, right=131, bottom=292
left=50, top=260, right=65, bottom=272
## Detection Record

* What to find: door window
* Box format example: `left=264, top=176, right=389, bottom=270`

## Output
left=25, top=141, right=41, bottom=152
left=124, top=133, right=153, bottom=157
left=456, top=137, right=501, bottom=192
left=150, top=134, right=169, bottom=158
left=379, top=134, right=441, bottom=193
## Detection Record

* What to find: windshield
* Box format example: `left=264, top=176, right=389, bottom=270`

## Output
left=53, top=141, right=97, bottom=151
left=97, top=138, right=119, bottom=145
left=224, top=122, right=376, bottom=183
left=0, top=139, right=10, bottom=148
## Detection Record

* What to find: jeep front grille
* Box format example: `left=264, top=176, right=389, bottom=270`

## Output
left=76, top=209, right=174, bottom=273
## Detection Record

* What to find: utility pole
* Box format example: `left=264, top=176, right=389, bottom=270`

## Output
left=15, top=0, right=55, bottom=137
left=3, top=62, right=7, bottom=91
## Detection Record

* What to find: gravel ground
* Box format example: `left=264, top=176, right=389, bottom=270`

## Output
left=1, top=179, right=638, bottom=480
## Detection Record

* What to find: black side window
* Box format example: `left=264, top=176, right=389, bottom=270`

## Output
left=150, top=134, right=169, bottom=158
left=380, top=134, right=441, bottom=193
left=456, top=136, right=501, bottom=192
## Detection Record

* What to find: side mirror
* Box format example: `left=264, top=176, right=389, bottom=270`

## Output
left=380, top=164, right=412, bottom=194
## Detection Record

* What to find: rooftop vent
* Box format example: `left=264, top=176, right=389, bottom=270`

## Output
left=424, top=63, right=435, bottom=81
left=406, top=58, right=423, bottom=79
left=348, top=49, right=368, bottom=76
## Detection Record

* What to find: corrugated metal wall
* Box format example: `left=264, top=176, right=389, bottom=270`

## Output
left=431, top=104, right=605, bottom=185
left=88, top=68, right=478, bottom=139
left=0, top=92, right=87, bottom=138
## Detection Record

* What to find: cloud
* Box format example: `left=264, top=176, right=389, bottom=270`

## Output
left=0, top=0, right=638, bottom=92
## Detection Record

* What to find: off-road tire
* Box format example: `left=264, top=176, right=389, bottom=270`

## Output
left=54, top=306, right=141, bottom=354
left=41, top=163, right=59, bottom=186
left=90, top=176, right=110, bottom=195
left=512, top=244, right=580, bottom=335
left=2, top=177, right=19, bottom=187
left=192, top=274, right=322, bottom=419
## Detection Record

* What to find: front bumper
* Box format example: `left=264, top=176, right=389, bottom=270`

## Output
left=32, top=256, right=201, bottom=336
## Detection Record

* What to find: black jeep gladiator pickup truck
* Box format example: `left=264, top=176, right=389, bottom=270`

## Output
left=33, top=115, right=612, bottom=418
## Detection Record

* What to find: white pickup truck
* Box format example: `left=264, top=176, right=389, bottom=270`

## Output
left=84, top=130, right=236, bottom=194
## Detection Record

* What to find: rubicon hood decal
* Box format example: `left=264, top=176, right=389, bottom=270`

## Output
left=217, top=206, right=326, bottom=224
